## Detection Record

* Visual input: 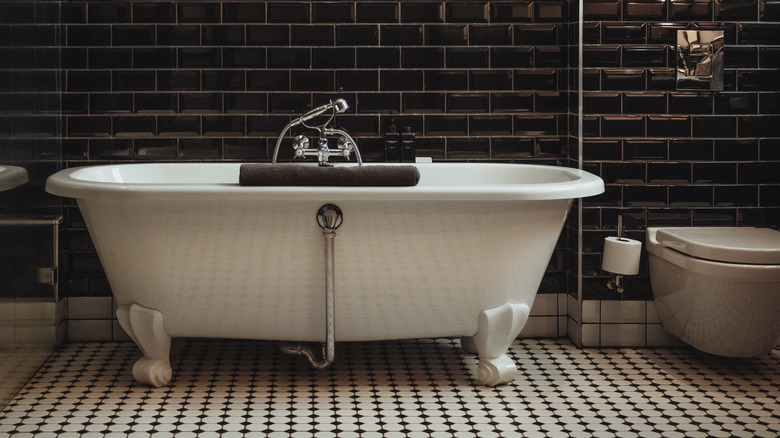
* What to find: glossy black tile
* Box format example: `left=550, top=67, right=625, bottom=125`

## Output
left=447, top=138, right=490, bottom=158
left=625, top=140, right=667, bottom=159
left=0, top=2, right=34, bottom=24
left=292, top=25, right=334, bottom=46
left=202, top=115, right=245, bottom=136
left=724, top=46, right=758, bottom=68
left=178, top=2, right=221, bottom=23
left=670, top=1, right=713, bottom=20
left=336, top=71, right=379, bottom=91
left=67, top=71, right=110, bottom=92
left=584, top=46, right=621, bottom=67
left=622, top=92, right=666, bottom=114
left=602, top=69, right=646, bottom=91
left=131, top=48, right=174, bottom=69
left=669, top=93, right=713, bottom=114
left=291, top=70, right=334, bottom=92
left=603, top=24, right=647, bottom=44
left=624, top=0, right=667, bottom=20
left=470, top=115, right=512, bottom=135
left=257, top=3, right=302, bottom=23
left=268, top=48, right=310, bottom=68
left=583, top=140, right=621, bottom=160
left=492, top=137, right=535, bottom=158
left=536, top=1, right=568, bottom=21
left=648, top=23, right=689, bottom=44
left=623, top=46, right=667, bottom=67
left=335, top=115, right=379, bottom=136
left=381, top=70, right=423, bottom=91
left=447, top=48, right=488, bottom=68
left=738, top=70, right=780, bottom=91
left=132, top=2, right=175, bottom=23
left=401, top=93, right=445, bottom=113
left=602, top=115, right=645, bottom=137
left=337, top=25, right=379, bottom=46
left=157, top=25, right=200, bottom=46
left=356, top=2, right=398, bottom=23
left=136, top=138, right=178, bottom=159
left=739, top=162, right=780, bottom=184
left=88, top=2, right=130, bottom=24
left=401, top=48, right=444, bottom=68
left=447, top=3, right=488, bottom=23
left=401, top=2, right=444, bottom=23
left=469, top=25, right=511, bottom=45
left=583, top=0, right=621, bottom=19
left=202, top=70, right=245, bottom=91
left=61, top=3, right=86, bottom=24
left=648, top=116, right=691, bottom=137
left=67, top=25, right=111, bottom=46
left=379, top=25, right=422, bottom=45
left=761, top=0, right=780, bottom=20
left=135, top=93, right=178, bottom=113
left=223, top=48, right=266, bottom=68
left=312, top=47, right=355, bottom=68
left=716, top=0, right=758, bottom=20
left=90, top=94, right=132, bottom=114
left=535, top=91, right=566, bottom=113
left=670, top=186, right=713, bottom=207
left=61, top=94, right=89, bottom=115
left=669, top=139, right=713, bottom=160
left=309, top=2, right=351, bottom=23
left=514, top=69, right=560, bottom=91
left=358, top=47, right=400, bottom=68
left=89, top=139, right=133, bottom=159
left=491, top=92, right=533, bottom=113
left=759, top=47, right=780, bottom=68
left=247, top=115, right=290, bottom=135
left=515, top=114, right=557, bottom=135
left=647, top=68, right=676, bottom=90
left=180, top=93, right=222, bottom=113
left=180, top=138, right=223, bottom=160
left=648, top=162, right=691, bottom=184
left=694, top=22, right=737, bottom=44
left=68, top=116, right=111, bottom=138
left=203, top=25, right=245, bottom=46
left=536, top=47, right=567, bottom=67
left=112, top=25, right=155, bottom=46
left=158, top=115, right=200, bottom=136
left=423, top=115, right=466, bottom=136
left=470, top=70, right=512, bottom=91
left=602, top=162, right=646, bottom=183
left=739, top=115, right=780, bottom=137
left=424, top=70, right=466, bottom=91
left=624, top=186, right=668, bottom=207
left=179, top=48, right=222, bottom=69
left=582, top=23, right=601, bottom=44
left=156, top=71, right=199, bottom=91
left=225, top=93, right=267, bottom=114
left=714, top=138, right=758, bottom=160
left=584, top=92, right=621, bottom=114
left=714, top=185, right=757, bottom=206
left=113, top=116, right=156, bottom=137
left=694, top=162, right=737, bottom=183
left=356, top=93, right=400, bottom=114
left=760, top=93, right=780, bottom=115
left=693, top=115, right=737, bottom=138
left=425, top=25, right=468, bottom=45
left=223, top=2, right=266, bottom=23
left=490, top=47, right=534, bottom=68
left=714, top=92, right=757, bottom=114
left=113, top=71, right=154, bottom=91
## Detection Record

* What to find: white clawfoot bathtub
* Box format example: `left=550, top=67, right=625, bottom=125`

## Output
left=46, top=163, right=603, bottom=387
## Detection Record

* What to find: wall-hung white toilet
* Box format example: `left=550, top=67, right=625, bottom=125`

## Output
left=647, top=227, right=780, bottom=357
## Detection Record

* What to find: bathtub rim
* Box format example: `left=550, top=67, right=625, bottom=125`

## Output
left=46, top=162, right=604, bottom=202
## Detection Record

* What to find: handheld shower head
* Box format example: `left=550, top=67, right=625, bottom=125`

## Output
left=296, top=99, right=349, bottom=125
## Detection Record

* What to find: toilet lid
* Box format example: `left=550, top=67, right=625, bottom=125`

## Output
left=655, top=227, right=780, bottom=264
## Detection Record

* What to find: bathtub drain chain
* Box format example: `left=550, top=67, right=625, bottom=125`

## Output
left=280, top=204, right=343, bottom=368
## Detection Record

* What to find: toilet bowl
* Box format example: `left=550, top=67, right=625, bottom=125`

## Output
left=647, top=227, right=780, bottom=357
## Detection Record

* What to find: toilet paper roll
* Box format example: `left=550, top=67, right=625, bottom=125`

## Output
left=602, top=236, right=642, bottom=275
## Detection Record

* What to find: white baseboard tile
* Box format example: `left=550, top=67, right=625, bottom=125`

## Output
left=567, top=294, right=579, bottom=322
left=68, top=319, right=112, bottom=342
left=558, top=316, right=567, bottom=337
left=582, top=300, right=600, bottom=323
left=530, top=293, right=559, bottom=316
left=601, top=323, right=646, bottom=347
left=581, top=323, right=600, bottom=347
left=601, top=300, right=646, bottom=324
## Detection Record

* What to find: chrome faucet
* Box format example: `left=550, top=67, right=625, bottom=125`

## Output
left=272, top=99, right=362, bottom=167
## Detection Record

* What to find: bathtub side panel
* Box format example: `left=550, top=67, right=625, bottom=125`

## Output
left=77, top=198, right=571, bottom=342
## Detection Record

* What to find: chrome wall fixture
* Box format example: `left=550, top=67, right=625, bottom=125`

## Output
left=676, top=30, right=724, bottom=91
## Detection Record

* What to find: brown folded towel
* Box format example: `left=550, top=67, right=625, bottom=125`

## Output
left=239, top=164, right=420, bottom=187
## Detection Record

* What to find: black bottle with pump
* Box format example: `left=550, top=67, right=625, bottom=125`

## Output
left=400, top=126, right=415, bottom=162
left=385, top=124, right=400, bottom=162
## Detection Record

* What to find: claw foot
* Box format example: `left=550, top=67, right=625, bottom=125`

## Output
left=133, top=357, right=172, bottom=387
left=477, top=355, right=516, bottom=386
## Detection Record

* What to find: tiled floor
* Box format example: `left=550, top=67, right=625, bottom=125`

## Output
left=1, top=338, right=778, bottom=437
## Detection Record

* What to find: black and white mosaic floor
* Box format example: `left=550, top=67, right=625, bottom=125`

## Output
left=1, top=338, right=778, bottom=437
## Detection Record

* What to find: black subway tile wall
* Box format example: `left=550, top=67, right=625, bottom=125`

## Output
left=580, top=0, right=780, bottom=300
left=45, top=0, right=576, bottom=301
